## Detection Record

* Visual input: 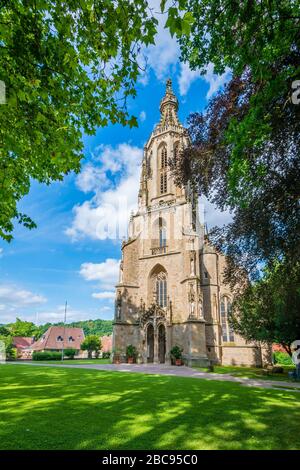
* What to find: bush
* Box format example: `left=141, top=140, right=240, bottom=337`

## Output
left=170, top=345, right=183, bottom=360
left=64, top=348, right=76, bottom=359
left=7, top=347, right=17, bottom=361
left=273, top=351, right=293, bottom=366
left=102, top=351, right=111, bottom=359
left=32, top=351, right=62, bottom=361
left=126, top=344, right=137, bottom=358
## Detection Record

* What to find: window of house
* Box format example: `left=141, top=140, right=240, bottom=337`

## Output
left=68, top=336, right=74, bottom=342
left=220, top=297, right=234, bottom=342
left=57, top=335, right=63, bottom=341
left=156, top=273, right=167, bottom=308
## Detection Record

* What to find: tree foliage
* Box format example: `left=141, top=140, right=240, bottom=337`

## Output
left=230, top=261, right=300, bottom=355
left=0, top=0, right=158, bottom=240
left=167, top=0, right=300, bottom=347
left=81, top=334, right=102, bottom=358
left=34, top=319, right=113, bottom=339
left=8, top=317, right=38, bottom=337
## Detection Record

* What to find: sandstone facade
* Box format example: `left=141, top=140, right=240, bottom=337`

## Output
left=113, top=80, right=271, bottom=367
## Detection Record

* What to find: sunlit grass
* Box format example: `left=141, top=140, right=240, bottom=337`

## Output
left=0, top=364, right=299, bottom=450
left=21, top=358, right=111, bottom=365
left=194, top=364, right=295, bottom=382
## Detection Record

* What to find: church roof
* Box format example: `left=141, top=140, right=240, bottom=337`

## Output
left=156, top=78, right=182, bottom=129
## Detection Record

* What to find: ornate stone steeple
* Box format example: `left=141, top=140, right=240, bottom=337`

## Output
left=157, top=78, right=180, bottom=129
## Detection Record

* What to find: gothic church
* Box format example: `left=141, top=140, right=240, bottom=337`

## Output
left=113, top=80, right=270, bottom=367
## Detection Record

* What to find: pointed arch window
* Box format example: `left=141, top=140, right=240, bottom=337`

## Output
left=161, top=147, right=167, bottom=168
left=159, top=145, right=168, bottom=194
left=220, top=297, right=234, bottom=342
left=160, top=173, right=167, bottom=194
left=173, top=142, right=179, bottom=161
left=158, top=217, right=167, bottom=252
left=156, top=272, right=167, bottom=308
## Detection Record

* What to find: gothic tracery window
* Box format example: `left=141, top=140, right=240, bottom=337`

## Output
left=161, top=146, right=167, bottom=168
left=156, top=272, right=167, bottom=308
left=159, top=217, right=167, bottom=251
left=160, top=173, right=167, bottom=194
left=220, top=296, right=234, bottom=342
left=160, top=146, right=168, bottom=194
left=173, top=142, right=179, bottom=161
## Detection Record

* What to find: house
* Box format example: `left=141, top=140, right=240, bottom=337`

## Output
left=12, top=337, right=35, bottom=359
left=101, top=335, right=112, bottom=354
left=31, top=326, right=85, bottom=355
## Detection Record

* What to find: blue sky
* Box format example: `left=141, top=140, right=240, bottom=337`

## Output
left=0, top=9, right=231, bottom=325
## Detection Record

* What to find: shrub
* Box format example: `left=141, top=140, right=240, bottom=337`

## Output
left=126, top=344, right=137, bottom=358
left=32, top=351, right=62, bottom=361
left=7, top=347, right=17, bottom=361
left=64, top=348, right=76, bottom=359
left=102, top=351, right=111, bottom=359
left=170, top=345, right=183, bottom=360
left=273, top=351, right=293, bottom=366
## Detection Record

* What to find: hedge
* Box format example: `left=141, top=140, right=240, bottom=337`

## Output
left=273, top=351, right=293, bottom=366
left=32, top=351, right=62, bottom=361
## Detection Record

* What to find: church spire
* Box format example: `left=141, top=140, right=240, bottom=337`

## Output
left=158, top=78, right=180, bottom=128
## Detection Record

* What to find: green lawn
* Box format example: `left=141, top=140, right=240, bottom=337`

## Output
left=29, top=358, right=111, bottom=365
left=195, top=365, right=295, bottom=382
left=0, top=364, right=299, bottom=450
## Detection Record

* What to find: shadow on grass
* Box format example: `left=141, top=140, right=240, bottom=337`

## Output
left=0, top=364, right=299, bottom=450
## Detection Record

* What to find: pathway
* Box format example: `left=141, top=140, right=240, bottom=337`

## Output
left=8, top=361, right=300, bottom=391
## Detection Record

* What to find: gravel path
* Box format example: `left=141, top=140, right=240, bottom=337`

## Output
left=7, top=361, right=300, bottom=391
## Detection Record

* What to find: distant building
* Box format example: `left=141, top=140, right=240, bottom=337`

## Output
left=31, top=326, right=85, bottom=354
left=12, top=337, right=35, bottom=359
left=101, top=335, right=112, bottom=353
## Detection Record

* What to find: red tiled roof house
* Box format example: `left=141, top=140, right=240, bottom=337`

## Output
left=31, top=326, right=85, bottom=355
left=12, top=337, right=35, bottom=359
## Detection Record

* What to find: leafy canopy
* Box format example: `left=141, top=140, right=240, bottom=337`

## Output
left=166, top=0, right=300, bottom=348
left=0, top=0, right=158, bottom=240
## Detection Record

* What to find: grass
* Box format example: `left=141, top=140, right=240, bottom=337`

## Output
left=0, top=364, right=300, bottom=450
left=29, top=358, right=111, bottom=365
left=194, top=365, right=295, bottom=382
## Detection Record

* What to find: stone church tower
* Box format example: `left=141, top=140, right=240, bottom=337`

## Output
left=113, top=80, right=270, bottom=367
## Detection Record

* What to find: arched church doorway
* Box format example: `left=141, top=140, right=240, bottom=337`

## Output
left=158, top=324, right=166, bottom=363
left=147, top=324, right=154, bottom=363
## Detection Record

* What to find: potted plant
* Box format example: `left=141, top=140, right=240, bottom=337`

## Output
left=170, top=345, right=183, bottom=366
left=126, top=344, right=137, bottom=364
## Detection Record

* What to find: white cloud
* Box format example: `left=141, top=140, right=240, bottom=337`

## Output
left=92, top=291, right=115, bottom=300
left=80, top=258, right=120, bottom=291
left=76, top=163, right=109, bottom=193
left=0, top=248, right=3, bottom=257
left=138, top=0, right=179, bottom=84
left=66, top=143, right=143, bottom=241
left=178, top=62, right=231, bottom=98
left=0, top=284, right=47, bottom=309
left=199, top=196, right=233, bottom=229
left=139, top=110, right=146, bottom=122
left=204, top=63, right=231, bottom=99
left=178, top=63, right=200, bottom=96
